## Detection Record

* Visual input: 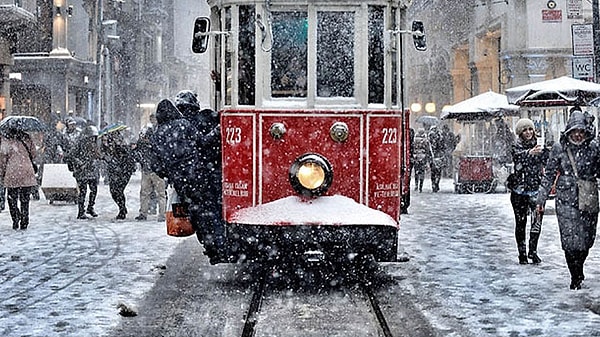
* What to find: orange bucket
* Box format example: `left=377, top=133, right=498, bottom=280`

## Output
left=165, top=188, right=195, bottom=237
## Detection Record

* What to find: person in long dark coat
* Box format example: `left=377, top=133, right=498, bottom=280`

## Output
left=65, top=126, right=101, bottom=219
left=510, top=118, right=549, bottom=264
left=101, top=129, right=136, bottom=220
left=151, top=98, right=225, bottom=263
left=0, top=129, right=37, bottom=230
left=412, top=128, right=431, bottom=193
left=536, top=111, right=600, bottom=290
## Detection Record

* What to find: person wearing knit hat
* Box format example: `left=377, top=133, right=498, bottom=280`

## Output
left=514, top=118, right=535, bottom=137
left=509, top=118, right=549, bottom=265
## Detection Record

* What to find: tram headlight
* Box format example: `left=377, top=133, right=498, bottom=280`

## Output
left=289, top=153, right=333, bottom=197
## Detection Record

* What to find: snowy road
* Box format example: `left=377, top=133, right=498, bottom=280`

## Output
left=0, top=172, right=182, bottom=337
left=392, top=179, right=600, bottom=337
left=1, top=175, right=600, bottom=336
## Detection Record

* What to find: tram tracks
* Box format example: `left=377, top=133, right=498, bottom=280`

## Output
left=240, top=258, right=396, bottom=337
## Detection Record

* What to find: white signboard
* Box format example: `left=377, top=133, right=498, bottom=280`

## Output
left=572, top=56, right=594, bottom=82
left=567, top=0, right=583, bottom=19
left=572, top=24, right=594, bottom=56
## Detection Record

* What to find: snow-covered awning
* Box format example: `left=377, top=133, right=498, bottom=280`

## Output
left=440, top=91, right=519, bottom=121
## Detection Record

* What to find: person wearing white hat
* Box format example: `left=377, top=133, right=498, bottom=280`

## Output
left=509, top=118, right=549, bottom=265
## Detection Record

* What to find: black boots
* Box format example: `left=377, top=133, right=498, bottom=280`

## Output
left=528, top=232, right=542, bottom=264
left=518, top=241, right=528, bottom=264
left=528, top=251, right=542, bottom=264
left=87, top=207, right=98, bottom=217
left=518, top=254, right=529, bottom=264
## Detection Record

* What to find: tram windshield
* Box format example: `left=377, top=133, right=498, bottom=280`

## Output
left=271, top=12, right=308, bottom=98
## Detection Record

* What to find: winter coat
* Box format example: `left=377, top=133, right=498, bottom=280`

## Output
left=133, top=127, right=157, bottom=174
left=537, top=112, right=600, bottom=252
left=151, top=99, right=207, bottom=202
left=412, top=131, right=431, bottom=167
left=0, top=135, right=38, bottom=188
left=179, top=105, right=222, bottom=175
left=64, top=135, right=101, bottom=181
left=511, top=137, right=549, bottom=194
left=100, top=133, right=136, bottom=181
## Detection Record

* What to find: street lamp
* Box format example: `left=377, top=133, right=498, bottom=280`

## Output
left=594, top=0, right=600, bottom=81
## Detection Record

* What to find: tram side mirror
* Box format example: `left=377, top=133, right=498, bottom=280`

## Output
left=192, top=17, right=211, bottom=54
left=412, top=20, right=427, bottom=51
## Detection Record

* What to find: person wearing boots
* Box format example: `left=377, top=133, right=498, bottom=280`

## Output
left=101, top=128, right=136, bottom=220
left=536, top=110, right=600, bottom=290
left=65, top=126, right=101, bottom=219
left=412, top=128, right=430, bottom=193
left=0, top=129, right=38, bottom=230
left=133, top=117, right=166, bottom=222
left=509, top=118, right=549, bottom=265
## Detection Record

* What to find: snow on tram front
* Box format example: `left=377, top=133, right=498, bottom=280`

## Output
left=191, top=0, right=425, bottom=264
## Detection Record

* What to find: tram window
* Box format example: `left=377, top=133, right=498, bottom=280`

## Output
left=271, top=11, right=308, bottom=98
left=368, top=6, right=384, bottom=104
left=239, top=5, right=256, bottom=105
left=317, top=11, right=354, bottom=98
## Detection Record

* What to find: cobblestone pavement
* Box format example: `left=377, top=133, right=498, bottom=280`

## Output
left=0, top=172, right=184, bottom=337
left=387, top=178, right=600, bottom=337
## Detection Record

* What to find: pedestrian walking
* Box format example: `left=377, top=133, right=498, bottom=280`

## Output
left=101, top=128, right=136, bottom=220
left=428, top=125, right=445, bottom=192
left=0, top=129, right=38, bottom=230
left=62, top=117, right=81, bottom=153
left=412, top=128, right=430, bottom=193
left=133, top=117, right=166, bottom=222
left=536, top=110, right=600, bottom=290
left=64, top=125, right=101, bottom=219
left=508, top=118, right=549, bottom=265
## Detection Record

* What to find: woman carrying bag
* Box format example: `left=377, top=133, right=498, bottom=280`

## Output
left=536, top=110, right=600, bottom=290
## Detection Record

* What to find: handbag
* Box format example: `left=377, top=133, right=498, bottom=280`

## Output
left=567, top=148, right=599, bottom=213
left=165, top=186, right=195, bottom=237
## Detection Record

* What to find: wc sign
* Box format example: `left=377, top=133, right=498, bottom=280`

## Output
left=572, top=56, right=594, bottom=82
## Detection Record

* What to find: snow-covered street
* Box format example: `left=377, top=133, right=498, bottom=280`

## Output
left=0, top=172, right=183, bottom=337
left=1, top=176, right=600, bottom=336
left=393, top=179, right=600, bottom=337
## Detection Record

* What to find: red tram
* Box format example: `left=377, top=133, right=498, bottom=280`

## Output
left=192, top=0, right=423, bottom=263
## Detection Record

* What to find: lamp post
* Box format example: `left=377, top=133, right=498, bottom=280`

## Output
left=594, top=0, right=600, bottom=81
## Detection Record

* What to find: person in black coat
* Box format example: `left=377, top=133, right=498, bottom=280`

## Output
left=151, top=98, right=225, bottom=263
left=65, top=126, right=101, bottom=219
left=510, top=118, right=549, bottom=265
left=101, top=128, right=136, bottom=220
left=537, top=110, right=600, bottom=290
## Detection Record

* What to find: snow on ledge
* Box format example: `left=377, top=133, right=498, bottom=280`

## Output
left=231, top=195, right=398, bottom=227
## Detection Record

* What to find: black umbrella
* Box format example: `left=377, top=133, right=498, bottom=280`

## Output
left=0, top=115, right=46, bottom=134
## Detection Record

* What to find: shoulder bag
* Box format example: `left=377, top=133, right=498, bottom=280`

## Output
left=566, top=148, right=599, bottom=213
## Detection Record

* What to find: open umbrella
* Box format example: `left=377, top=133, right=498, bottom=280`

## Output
left=415, top=115, right=440, bottom=126
left=505, top=76, right=600, bottom=107
left=99, top=122, right=128, bottom=136
left=440, top=91, right=520, bottom=121
left=0, top=115, right=46, bottom=134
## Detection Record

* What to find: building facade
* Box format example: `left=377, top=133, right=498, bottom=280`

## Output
left=0, top=0, right=209, bottom=135
left=405, top=0, right=593, bottom=117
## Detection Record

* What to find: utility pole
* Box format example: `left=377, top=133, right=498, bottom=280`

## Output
left=594, top=0, right=600, bottom=82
